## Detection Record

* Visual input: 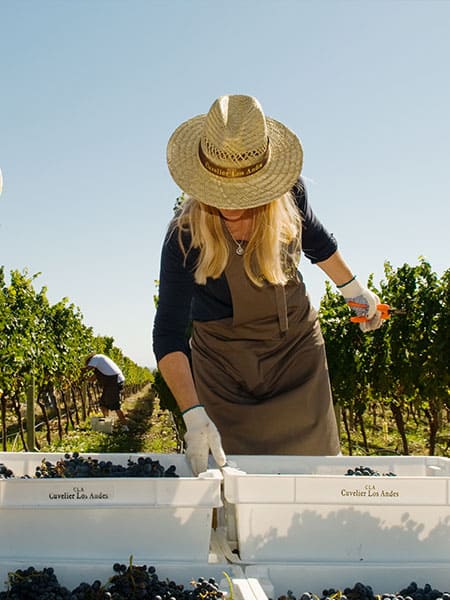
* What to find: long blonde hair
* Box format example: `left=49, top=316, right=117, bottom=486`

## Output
left=173, top=191, right=302, bottom=287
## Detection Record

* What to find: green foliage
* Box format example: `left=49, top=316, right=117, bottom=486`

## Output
left=319, top=258, right=449, bottom=454
left=0, top=268, right=151, bottom=393
left=0, top=267, right=152, bottom=449
left=319, top=281, right=367, bottom=412
left=174, top=192, right=187, bottom=212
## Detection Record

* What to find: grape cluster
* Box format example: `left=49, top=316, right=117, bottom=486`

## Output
left=345, top=466, right=396, bottom=477
left=107, top=562, right=224, bottom=600
left=392, top=581, right=450, bottom=600
left=70, top=579, right=110, bottom=599
left=0, top=566, right=73, bottom=599
left=34, top=453, right=179, bottom=479
left=277, top=582, right=450, bottom=600
left=0, top=564, right=227, bottom=600
left=0, top=463, right=15, bottom=479
left=323, top=582, right=377, bottom=600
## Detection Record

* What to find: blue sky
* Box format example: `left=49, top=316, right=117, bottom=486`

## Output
left=1, top=0, right=449, bottom=368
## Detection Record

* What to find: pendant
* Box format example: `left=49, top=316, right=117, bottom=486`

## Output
left=236, top=245, right=244, bottom=256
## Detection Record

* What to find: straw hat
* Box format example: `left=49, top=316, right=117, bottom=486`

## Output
left=166, top=95, right=303, bottom=209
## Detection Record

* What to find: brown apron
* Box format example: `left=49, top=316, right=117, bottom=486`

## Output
left=190, top=242, right=340, bottom=455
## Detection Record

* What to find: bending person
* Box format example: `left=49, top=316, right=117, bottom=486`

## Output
left=153, top=95, right=383, bottom=474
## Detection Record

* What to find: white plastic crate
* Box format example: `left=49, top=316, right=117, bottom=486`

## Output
left=222, top=455, right=450, bottom=563
left=0, top=452, right=222, bottom=562
left=0, top=560, right=254, bottom=599
left=245, top=563, right=450, bottom=600
left=90, top=416, right=114, bottom=433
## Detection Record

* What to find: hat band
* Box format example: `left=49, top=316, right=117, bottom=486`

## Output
left=198, top=141, right=270, bottom=179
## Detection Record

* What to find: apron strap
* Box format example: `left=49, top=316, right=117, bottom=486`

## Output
left=275, top=285, right=289, bottom=333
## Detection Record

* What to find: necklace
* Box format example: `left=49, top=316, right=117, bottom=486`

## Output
left=225, top=224, right=248, bottom=255
left=231, top=236, right=245, bottom=256
left=222, top=213, right=253, bottom=256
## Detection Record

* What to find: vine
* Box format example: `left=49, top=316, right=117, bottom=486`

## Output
left=0, top=267, right=153, bottom=450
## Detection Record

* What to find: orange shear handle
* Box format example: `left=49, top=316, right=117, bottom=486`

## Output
left=348, top=302, right=391, bottom=323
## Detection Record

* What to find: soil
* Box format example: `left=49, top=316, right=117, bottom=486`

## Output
left=119, top=384, right=180, bottom=453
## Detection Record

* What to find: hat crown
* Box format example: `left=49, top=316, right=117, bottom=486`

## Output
left=166, top=92, right=303, bottom=209
left=200, top=95, right=269, bottom=169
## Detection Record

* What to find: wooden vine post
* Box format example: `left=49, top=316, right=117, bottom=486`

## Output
left=26, top=375, right=36, bottom=451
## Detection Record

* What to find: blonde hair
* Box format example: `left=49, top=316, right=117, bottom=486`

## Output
left=173, top=192, right=302, bottom=287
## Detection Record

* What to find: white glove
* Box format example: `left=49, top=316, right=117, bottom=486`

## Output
left=338, top=276, right=383, bottom=332
left=182, top=405, right=227, bottom=476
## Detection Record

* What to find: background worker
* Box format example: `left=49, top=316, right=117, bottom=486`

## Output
left=83, top=353, right=129, bottom=431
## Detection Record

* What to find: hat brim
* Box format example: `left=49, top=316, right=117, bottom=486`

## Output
left=167, top=114, right=303, bottom=209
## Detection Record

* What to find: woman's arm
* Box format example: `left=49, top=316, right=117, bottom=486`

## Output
left=157, top=351, right=201, bottom=413
left=153, top=226, right=196, bottom=362
left=315, top=249, right=354, bottom=287
left=153, top=227, right=201, bottom=411
left=154, top=224, right=226, bottom=474
left=158, top=350, right=226, bottom=475
left=316, top=249, right=383, bottom=331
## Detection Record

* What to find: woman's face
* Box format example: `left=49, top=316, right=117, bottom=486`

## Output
left=219, top=208, right=249, bottom=222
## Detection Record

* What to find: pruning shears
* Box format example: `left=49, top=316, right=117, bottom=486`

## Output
left=347, top=301, right=406, bottom=323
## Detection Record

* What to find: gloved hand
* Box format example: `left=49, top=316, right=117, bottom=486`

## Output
left=182, top=405, right=227, bottom=476
left=338, top=276, right=383, bottom=332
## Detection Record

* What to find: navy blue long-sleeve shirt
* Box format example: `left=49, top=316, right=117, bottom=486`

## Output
left=152, top=178, right=337, bottom=362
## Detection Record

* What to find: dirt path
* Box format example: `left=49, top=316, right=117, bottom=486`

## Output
left=119, top=384, right=180, bottom=453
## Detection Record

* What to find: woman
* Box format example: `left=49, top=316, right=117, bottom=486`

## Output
left=153, top=95, right=382, bottom=475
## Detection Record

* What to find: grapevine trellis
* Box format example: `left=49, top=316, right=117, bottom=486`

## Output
left=319, top=258, right=449, bottom=455
left=0, top=267, right=152, bottom=451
